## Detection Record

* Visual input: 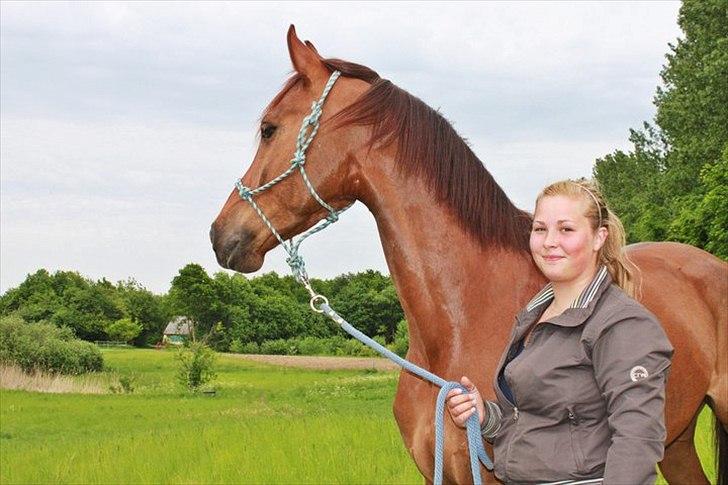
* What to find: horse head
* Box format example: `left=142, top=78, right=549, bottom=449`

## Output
left=210, top=26, right=374, bottom=273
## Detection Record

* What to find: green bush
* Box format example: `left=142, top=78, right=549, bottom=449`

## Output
left=104, top=317, right=142, bottom=343
left=259, top=339, right=291, bottom=355
left=388, top=319, right=409, bottom=357
left=336, top=337, right=379, bottom=357
left=242, top=341, right=261, bottom=354
left=296, top=336, right=328, bottom=355
left=230, top=335, right=396, bottom=358
left=176, top=342, right=216, bottom=391
left=321, top=335, right=347, bottom=355
left=236, top=335, right=390, bottom=357
left=0, top=314, right=103, bottom=374
left=229, top=340, right=261, bottom=354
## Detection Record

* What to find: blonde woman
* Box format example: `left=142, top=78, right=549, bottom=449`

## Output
left=447, top=179, right=673, bottom=484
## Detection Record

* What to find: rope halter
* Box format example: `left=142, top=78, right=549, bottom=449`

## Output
left=234, top=70, right=351, bottom=292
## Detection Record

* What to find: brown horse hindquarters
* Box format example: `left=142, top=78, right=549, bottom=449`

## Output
left=628, top=241, right=728, bottom=440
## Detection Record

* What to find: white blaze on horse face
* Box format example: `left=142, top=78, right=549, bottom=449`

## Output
left=529, top=195, right=604, bottom=287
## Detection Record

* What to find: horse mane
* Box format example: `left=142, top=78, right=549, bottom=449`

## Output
left=265, top=58, right=533, bottom=252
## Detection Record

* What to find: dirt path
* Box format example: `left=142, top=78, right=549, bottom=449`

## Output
left=223, top=353, right=400, bottom=371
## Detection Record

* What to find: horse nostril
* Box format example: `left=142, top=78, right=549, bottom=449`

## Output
left=209, top=225, right=216, bottom=245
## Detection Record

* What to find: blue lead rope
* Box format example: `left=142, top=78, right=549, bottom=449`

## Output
left=234, top=69, right=493, bottom=484
left=320, top=303, right=493, bottom=484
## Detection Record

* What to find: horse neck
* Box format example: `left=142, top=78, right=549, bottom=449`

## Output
left=356, top=149, right=545, bottom=374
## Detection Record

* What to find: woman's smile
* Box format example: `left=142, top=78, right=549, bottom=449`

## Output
left=529, top=195, right=606, bottom=285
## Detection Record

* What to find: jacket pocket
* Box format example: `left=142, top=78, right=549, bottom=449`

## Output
left=567, top=405, right=587, bottom=473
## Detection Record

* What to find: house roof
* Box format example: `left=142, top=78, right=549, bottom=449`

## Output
left=163, top=316, right=194, bottom=335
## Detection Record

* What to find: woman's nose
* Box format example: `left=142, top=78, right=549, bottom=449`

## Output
left=544, top=229, right=559, bottom=247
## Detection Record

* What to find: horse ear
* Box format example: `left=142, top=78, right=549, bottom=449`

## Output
left=287, top=25, right=327, bottom=83
left=304, top=40, right=323, bottom=59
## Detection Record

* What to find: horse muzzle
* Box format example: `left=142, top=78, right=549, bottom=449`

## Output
left=210, top=223, right=263, bottom=273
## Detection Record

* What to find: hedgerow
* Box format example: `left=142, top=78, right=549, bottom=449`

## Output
left=0, top=315, right=103, bottom=374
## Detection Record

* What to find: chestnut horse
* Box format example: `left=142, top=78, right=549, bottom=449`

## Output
left=211, top=27, right=727, bottom=484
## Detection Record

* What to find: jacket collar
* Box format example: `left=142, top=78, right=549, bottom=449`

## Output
left=518, top=265, right=612, bottom=328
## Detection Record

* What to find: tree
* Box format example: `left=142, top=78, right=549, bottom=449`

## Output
left=117, top=279, right=169, bottom=346
left=594, top=0, right=727, bottom=257
left=50, top=283, right=123, bottom=340
left=0, top=269, right=58, bottom=319
left=330, top=271, right=404, bottom=343
left=0, top=265, right=410, bottom=352
left=248, top=293, right=306, bottom=343
left=669, top=151, right=728, bottom=258
left=389, top=319, right=409, bottom=357
left=593, top=125, right=670, bottom=243
left=104, top=317, right=142, bottom=343
left=168, top=264, right=220, bottom=335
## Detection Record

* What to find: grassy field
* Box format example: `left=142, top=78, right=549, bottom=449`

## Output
left=0, top=348, right=718, bottom=484
left=1, top=349, right=422, bottom=484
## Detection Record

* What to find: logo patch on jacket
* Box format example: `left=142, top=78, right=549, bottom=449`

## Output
left=630, top=365, right=649, bottom=382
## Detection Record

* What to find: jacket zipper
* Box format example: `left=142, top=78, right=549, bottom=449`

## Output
left=502, top=320, right=544, bottom=421
left=495, top=316, right=528, bottom=424
left=567, top=406, right=586, bottom=472
left=495, top=316, right=529, bottom=480
left=501, top=366, right=521, bottom=480
left=500, top=366, right=520, bottom=421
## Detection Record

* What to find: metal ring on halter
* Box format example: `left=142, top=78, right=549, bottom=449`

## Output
left=309, top=294, right=329, bottom=313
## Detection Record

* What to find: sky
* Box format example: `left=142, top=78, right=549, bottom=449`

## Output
left=0, top=1, right=682, bottom=294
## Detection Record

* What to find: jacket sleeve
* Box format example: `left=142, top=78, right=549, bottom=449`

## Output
left=480, top=399, right=503, bottom=442
left=590, top=307, right=673, bottom=485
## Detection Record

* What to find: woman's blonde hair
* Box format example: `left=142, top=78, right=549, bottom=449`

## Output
left=535, top=178, right=637, bottom=297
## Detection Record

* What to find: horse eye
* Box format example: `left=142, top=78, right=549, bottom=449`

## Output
left=261, top=124, right=277, bottom=140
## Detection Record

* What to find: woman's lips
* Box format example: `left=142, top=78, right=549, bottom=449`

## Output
left=542, top=255, right=565, bottom=262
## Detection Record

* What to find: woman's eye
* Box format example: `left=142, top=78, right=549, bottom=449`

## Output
left=560, top=227, right=574, bottom=232
left=532, top=227, right=545, bottom=232
left=261, top=124, right=277, bottom=139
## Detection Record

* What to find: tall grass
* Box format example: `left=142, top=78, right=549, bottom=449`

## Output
left=0, top=365, right=107, bottom=394
left=0, top=348, right=718, bottom=484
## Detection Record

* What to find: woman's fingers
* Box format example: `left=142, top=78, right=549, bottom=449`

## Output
left=452, top=397, right=478, bottom=417
left=446, top=391, right=467, bottom=405
left=447, top=393, right=479, bottom=428
left=461, top=375, right=476, bottom=391
left=454, top=407, right=477, bottom=426
left=447, top=394, right=475, bottom=413
left=446, top=377, right=481, bottom=428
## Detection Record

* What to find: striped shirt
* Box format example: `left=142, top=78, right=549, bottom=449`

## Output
left=526, top=265, right=609, bottom=312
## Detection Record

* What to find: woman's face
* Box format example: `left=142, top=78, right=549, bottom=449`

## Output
left=530, top=195, right=607, bottom=285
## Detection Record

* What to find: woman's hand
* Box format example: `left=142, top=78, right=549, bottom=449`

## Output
left=445, top=376, right=486, bottom=429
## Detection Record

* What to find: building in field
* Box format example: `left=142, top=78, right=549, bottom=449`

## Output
left=162, top=316, right=195, bottom=346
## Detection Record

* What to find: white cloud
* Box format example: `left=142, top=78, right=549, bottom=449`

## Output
left=1, top=1, right=681, bottom=293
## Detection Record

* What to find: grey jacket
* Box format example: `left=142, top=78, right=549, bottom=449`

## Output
left=487, top=267, right=674, bottom=484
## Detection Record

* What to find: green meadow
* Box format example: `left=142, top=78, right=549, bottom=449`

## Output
left=1, top=349, right=421, bottom=484
left=0, top=349, right=717, bottom=484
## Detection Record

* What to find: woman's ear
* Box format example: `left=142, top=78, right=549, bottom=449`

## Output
left=594, top=226, right=608, bottom=252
